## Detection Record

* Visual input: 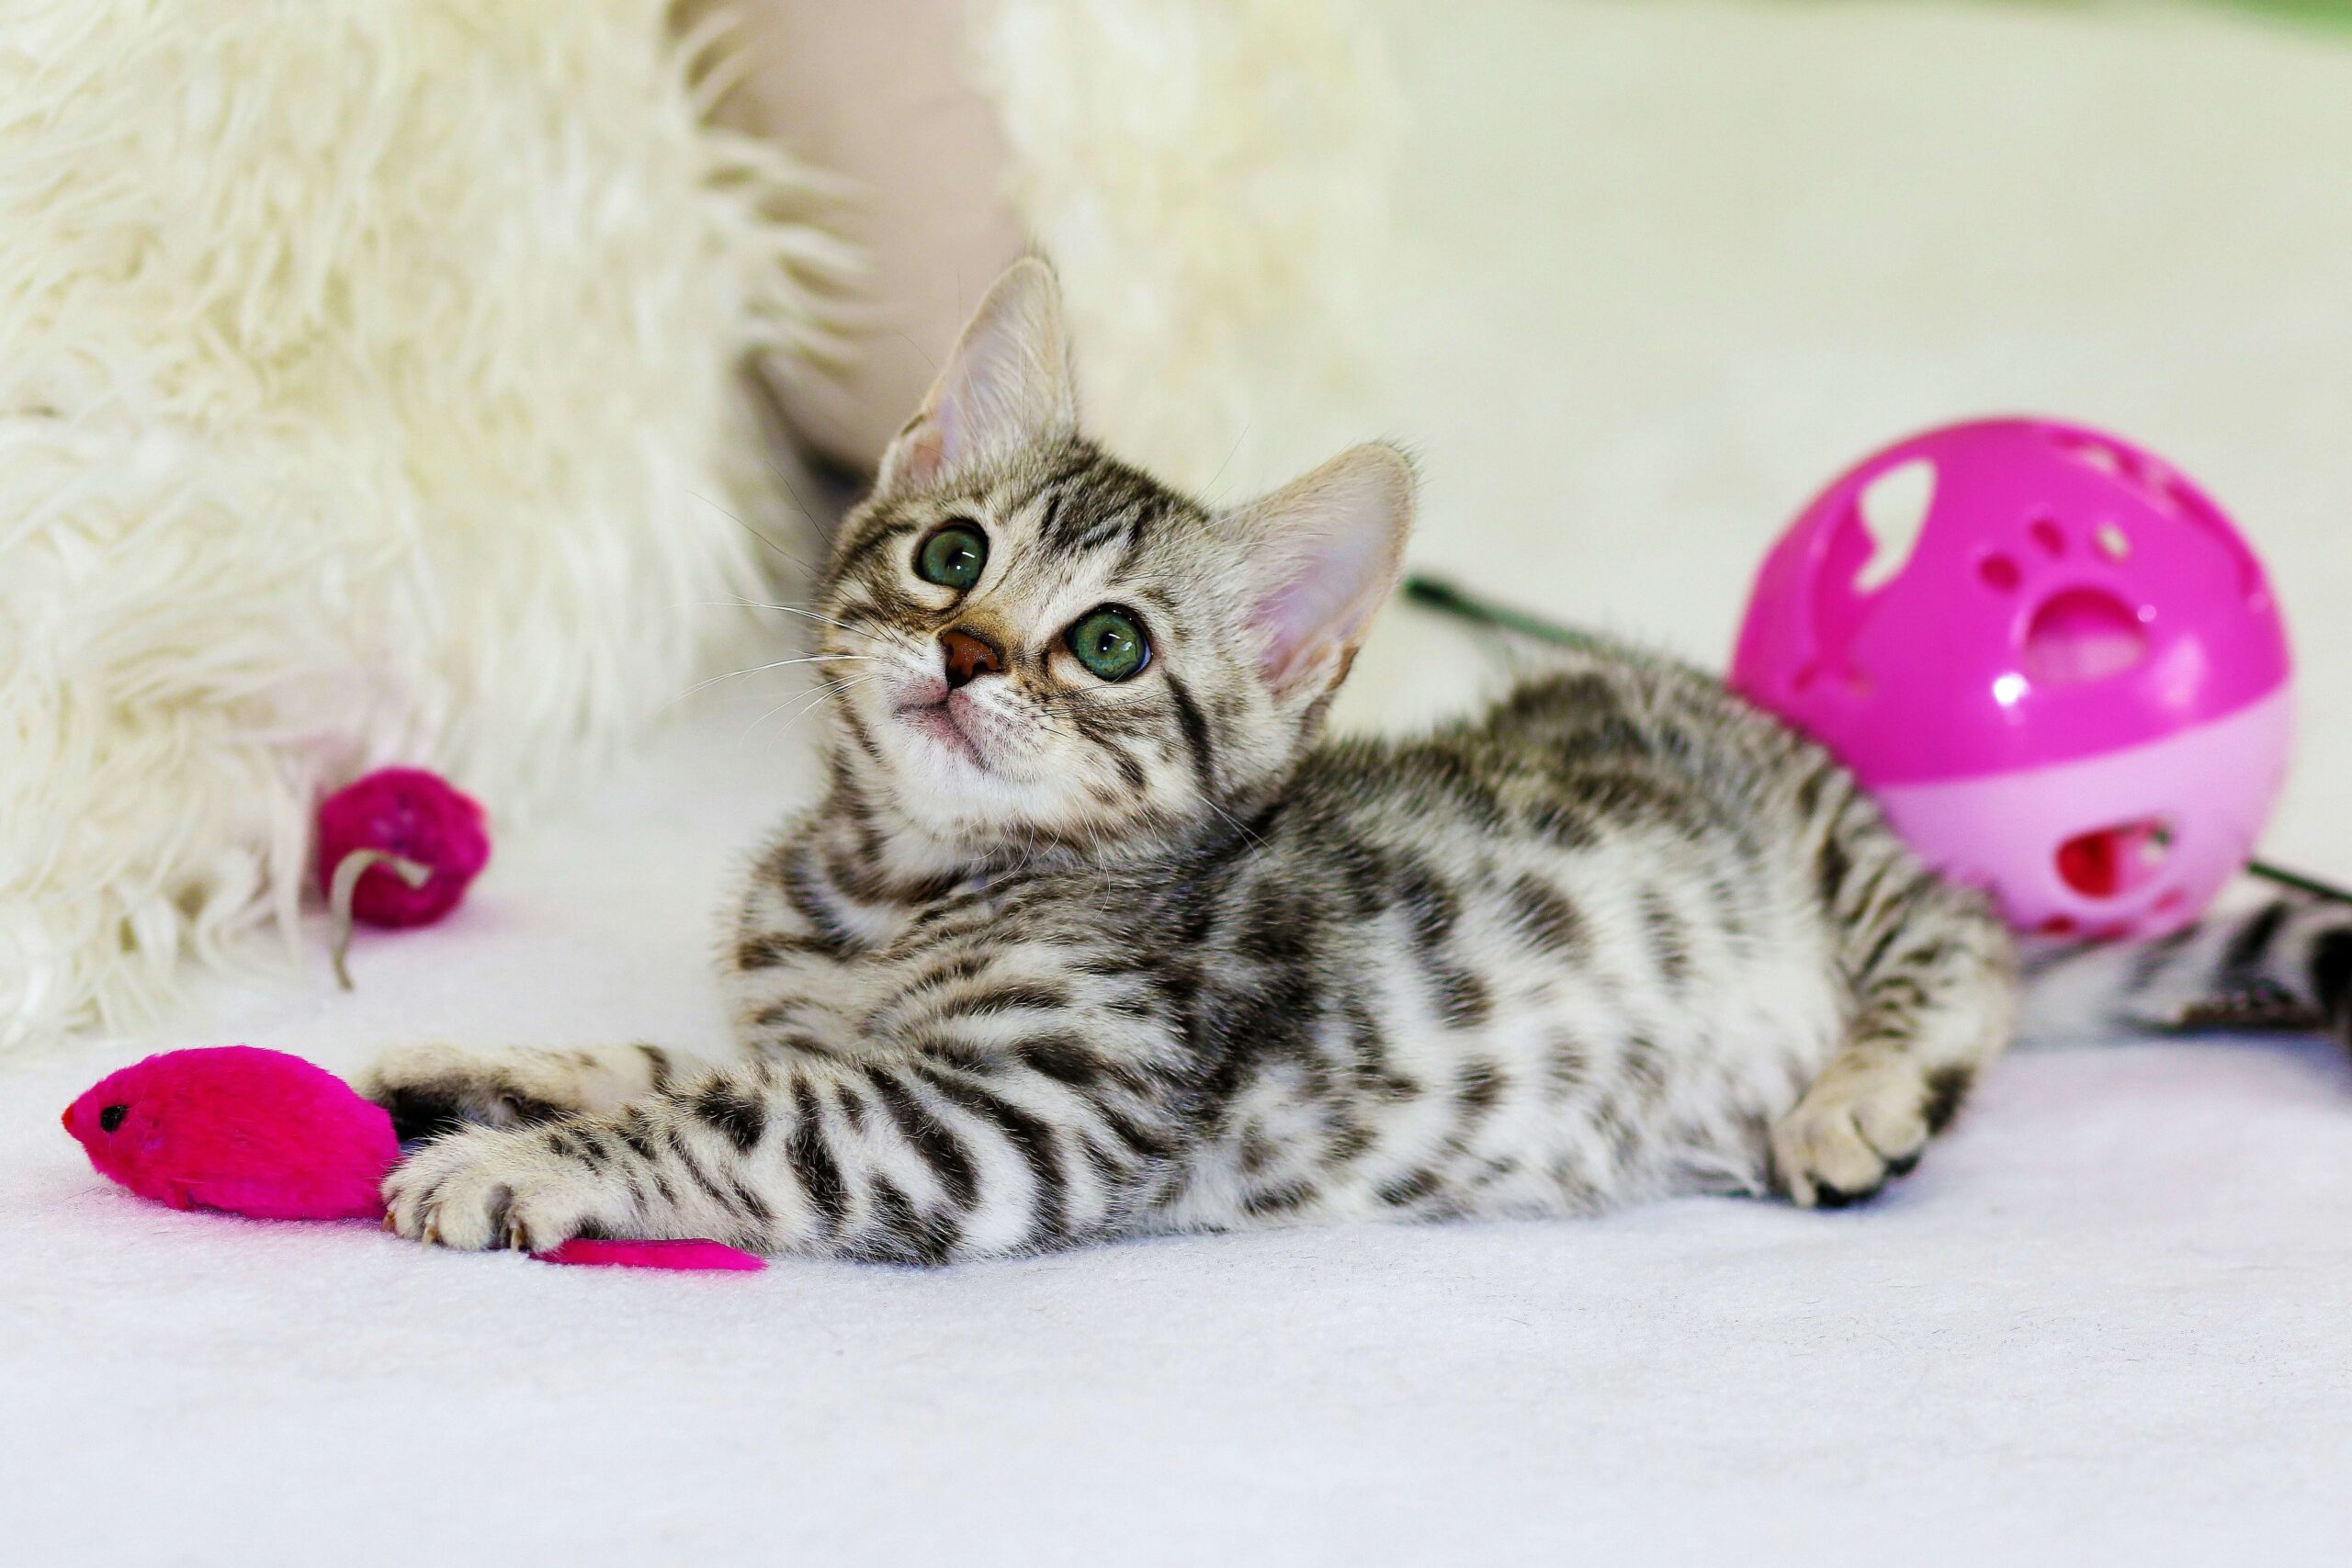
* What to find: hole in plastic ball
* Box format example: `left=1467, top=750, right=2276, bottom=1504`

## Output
left=2048, top=431, right=2128, bottom=478
left=2055, top=818, right=2174, bottom=900
left=1978, top=554, right=2020, bottom=592
left=2095, top=523, right=2131, bottom=560
left=1853, top=458, right=1936, bottom=592
left=2030, top=518, right=2065, bottom=558
left=2021, top=588, right=2146, bottom=684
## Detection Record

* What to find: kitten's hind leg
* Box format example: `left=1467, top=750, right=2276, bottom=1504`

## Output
left=360, top=1042, right=704, bottom=1144
left=1773, top=855, right=2018, bottom=1208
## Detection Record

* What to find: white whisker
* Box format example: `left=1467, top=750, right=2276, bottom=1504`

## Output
left=744, top=671, right=886, bottom=741
left=707, top=598, right=889, bottom=649
left=687, top=489, right=821, bottom=575
left=667, top=653, right=879, bottom=711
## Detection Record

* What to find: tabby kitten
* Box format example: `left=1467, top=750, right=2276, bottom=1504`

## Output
left=368, top=261, right=2352, bottom=1262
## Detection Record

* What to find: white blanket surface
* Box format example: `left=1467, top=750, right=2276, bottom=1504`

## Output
left=7, top=2, right=2352, bottom=1561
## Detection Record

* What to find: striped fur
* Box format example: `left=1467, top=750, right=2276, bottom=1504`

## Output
left=370, top=263, right=2349, bottom=1261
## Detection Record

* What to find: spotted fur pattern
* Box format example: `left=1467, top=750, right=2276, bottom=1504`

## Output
left=368, top=263, right=2348, bottom=1263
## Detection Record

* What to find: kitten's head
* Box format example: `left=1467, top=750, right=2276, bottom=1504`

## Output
left=816, top=260, right=1413, bottom=863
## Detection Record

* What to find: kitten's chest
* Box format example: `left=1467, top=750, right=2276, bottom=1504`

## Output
left=817, top=872, right=1058, bottom=1001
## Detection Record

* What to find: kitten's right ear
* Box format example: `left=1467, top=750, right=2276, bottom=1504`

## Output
left=1231, top=444, right=1417, bottom=703
left=877, top=259, right=1077, bottom=493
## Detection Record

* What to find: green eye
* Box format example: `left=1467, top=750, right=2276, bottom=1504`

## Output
left=916, top=524, right=988, bottom=591
left=1067, top=605, right=1149, bottom=682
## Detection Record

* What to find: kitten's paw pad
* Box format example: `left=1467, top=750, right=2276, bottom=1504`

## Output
left=1770, top=1067, right=1933, bottom=1209
left=382, top=1123, right=619, bottom=1253
left=360, top=1043, right=567, bottom=1144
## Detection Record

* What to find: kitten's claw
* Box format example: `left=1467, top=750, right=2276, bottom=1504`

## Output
left=383, top=1123, right=622, bottom=1253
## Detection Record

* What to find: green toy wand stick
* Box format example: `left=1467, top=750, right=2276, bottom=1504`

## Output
left=1401, top=572, right=2352, bottom=908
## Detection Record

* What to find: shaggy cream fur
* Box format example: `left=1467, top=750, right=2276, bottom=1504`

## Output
left=0, top=1, right=852, bottom=1051
left=972, top=0, right=1393, bottom=497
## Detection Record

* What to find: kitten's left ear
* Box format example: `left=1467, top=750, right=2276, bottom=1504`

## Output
left=1230, top=444, right=1417, bottom=700
left=877, top=259, right=1078, bottom=493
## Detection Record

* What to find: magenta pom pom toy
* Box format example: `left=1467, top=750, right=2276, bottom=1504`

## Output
left=316, top=767, right=492, bottom=987
left=62, top=1046, right=763, bottom=1273
left=317, top=767, right=492, bottom=929
left=1730, top=418, right=2292, bottom=938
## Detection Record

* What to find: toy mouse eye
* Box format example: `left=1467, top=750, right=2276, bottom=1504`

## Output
left=98, top=1103, right=128, bottom=1134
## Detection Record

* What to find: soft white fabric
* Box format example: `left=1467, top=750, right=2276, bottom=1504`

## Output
left=0, top=0, right=848, bottom=1052
left=6, top=1, right=2352, bottom=1562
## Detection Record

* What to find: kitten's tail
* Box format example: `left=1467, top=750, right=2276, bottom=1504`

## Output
left=2018, top=885, right=2352, bottom=1048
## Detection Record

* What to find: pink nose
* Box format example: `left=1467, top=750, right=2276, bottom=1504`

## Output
left=940, top=627, right=1003, bottom=688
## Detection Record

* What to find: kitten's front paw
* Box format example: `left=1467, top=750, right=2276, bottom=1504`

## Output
left=383, top=1122, right=626, bottom=1252
left=1770, top=1064, right=1936, bottom=1209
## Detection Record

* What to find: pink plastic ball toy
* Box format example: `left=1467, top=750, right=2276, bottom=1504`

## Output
left=1731, top=417, right=2291, bottom=939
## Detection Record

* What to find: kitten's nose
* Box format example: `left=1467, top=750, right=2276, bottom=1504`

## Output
left=939, top=626, right=1004, bottom=688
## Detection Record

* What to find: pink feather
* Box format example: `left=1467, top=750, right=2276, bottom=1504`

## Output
left=539, top=1237, right=766, bottom=1271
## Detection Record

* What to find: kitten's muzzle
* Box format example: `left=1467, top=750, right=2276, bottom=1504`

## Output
left=940, top=626, right=1004, bottom=689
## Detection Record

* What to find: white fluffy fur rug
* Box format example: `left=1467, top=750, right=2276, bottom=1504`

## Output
left=973, top=0, right=1390, bottom=498
left=0, top=1, right=850, bottom=1051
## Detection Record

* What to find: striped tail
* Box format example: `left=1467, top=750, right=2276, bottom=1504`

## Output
left=2019, top=885, right=2352, bottom=1047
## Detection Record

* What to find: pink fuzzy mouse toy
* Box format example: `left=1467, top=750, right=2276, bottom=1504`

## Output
left=63, top=1045, right=397, bottom=1220
left=62, top=1045, right=762, bottom=1272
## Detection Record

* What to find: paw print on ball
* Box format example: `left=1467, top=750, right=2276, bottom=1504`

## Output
left=1733, top=419, right=2291, bottom=940
left=1975, top=513, right=2143, bottom=688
